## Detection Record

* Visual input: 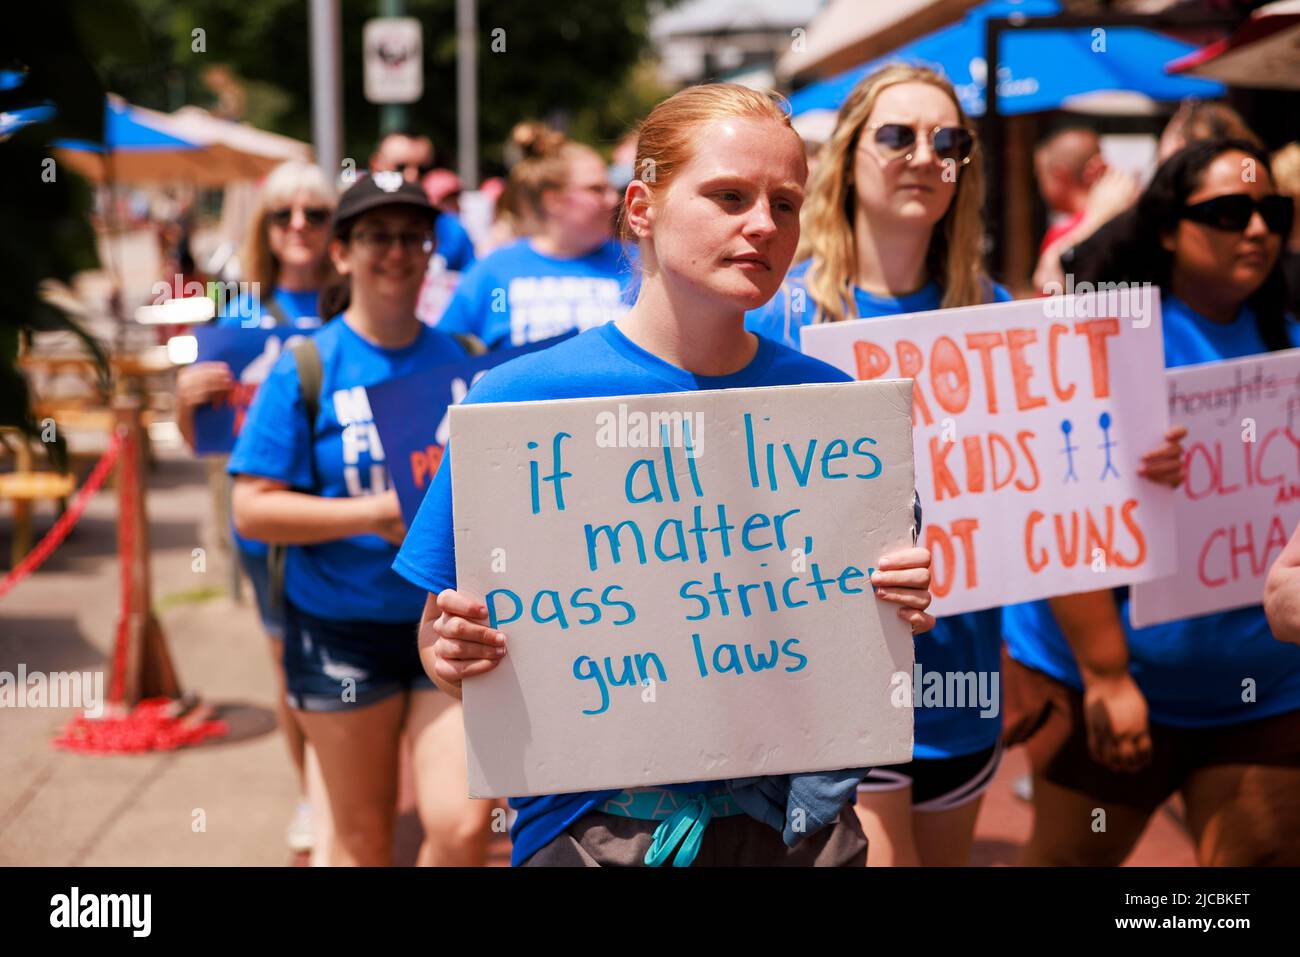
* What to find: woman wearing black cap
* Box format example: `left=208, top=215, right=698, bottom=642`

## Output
left=229, top=173, right=493, bottom=866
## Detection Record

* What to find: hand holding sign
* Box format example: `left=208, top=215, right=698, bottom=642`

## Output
left=424, top=546, right=936, bottom=700
left=176, top=361, right=233, bottom=408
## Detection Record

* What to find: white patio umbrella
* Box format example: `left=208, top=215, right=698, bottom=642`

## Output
left=1166, top=0, right=1300, bottom=90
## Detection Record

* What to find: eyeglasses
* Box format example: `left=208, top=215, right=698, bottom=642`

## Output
left=1180, top=193, right=1294, bottom=236
left=267, top=206, right=332, bottom=228
left=350, top=230, right=435, bottom=254
left=864, top=123, right=976, bottom=166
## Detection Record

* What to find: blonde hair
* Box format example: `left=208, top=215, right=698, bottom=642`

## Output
left=1163, top=100, right=1261, bottom=151
left=621, top=83, right=802, bottom=244
left=1272, top=142, right=1300, bottom=200
left=800, top=64, right=990, bottom=325
left=507, top=121, right=602, bottom=225
left=243, top=160, right=337, bottom=290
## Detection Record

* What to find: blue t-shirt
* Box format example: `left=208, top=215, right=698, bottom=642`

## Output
left=1004, top=293, right=1300, bottom=727
left=216, top=286, right=323, bottom=558
left=436, top=238, right=634, bottom=349
left=749, top=260, right=1014, bottom=759
left=745, top=259, right=1015, bottom=350
left=392, top=321, right=854, bottom=864
left=228, top=317, right=469, bottom=622
left=217, top=286, right=323, bottom=331
left=435, top=213, right=477, bottom=274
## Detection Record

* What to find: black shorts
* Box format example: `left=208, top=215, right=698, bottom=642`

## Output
left=856, top=742, right=1002, bottom=811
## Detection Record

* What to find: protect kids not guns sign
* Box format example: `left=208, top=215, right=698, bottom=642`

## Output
left=801, top=289, right=1177, bottom=617
left=1131, top=349, right=1300, bottom=628
left=450, top=381, right=918, bottom=798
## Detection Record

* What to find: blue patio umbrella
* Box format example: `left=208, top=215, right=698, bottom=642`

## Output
left=52, top=96, right=212, bottom=184
left=788, top=0, right=1224, bottom=120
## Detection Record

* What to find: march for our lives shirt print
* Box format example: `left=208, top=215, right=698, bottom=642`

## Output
left=437, top=239, right=634, bottom=348
left=333, top=384, right=389, bottom=497
left=506, top=274, right=626, bottom=345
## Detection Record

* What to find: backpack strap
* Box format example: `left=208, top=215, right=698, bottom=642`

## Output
left=450, top=331, right=487, bottom=356
left=263, top=295, right=292, bottom=328
left=268, top=337, right=323, bottom=612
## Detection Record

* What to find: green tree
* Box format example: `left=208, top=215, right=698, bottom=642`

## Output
left=112, top=0, right=671, bottom=171
left=0, top=1, right=145, bottom=465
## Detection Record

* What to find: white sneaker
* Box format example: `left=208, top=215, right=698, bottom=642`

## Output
left=286, top=800, right=313, bottom=852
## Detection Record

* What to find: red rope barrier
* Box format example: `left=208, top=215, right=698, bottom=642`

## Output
left=53, top=697, right=228, bottom=753
left=3, top=418, right=230, bottom=754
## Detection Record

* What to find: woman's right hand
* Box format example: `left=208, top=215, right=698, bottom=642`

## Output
left=176, top=361, right=233, bottom=408
left=1081, top=671, right=1153, bottom=772
left=418, top=589, right=507, bottom=698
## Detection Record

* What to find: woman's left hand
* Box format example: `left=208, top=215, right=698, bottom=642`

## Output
left=872, top=546, right=936, bottom=635
left=1137, top=425, right=1187, bottom=489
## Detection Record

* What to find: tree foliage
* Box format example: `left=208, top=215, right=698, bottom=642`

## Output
left=111, top=0, right=671, bottom=170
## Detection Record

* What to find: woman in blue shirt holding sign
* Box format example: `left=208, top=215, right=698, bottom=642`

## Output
left=229, top=174, right=493, bottom=866
left=436, top=123, right=634, bottom=349
left=395, top=84, right=938, bottom=867
left=1003, top=139, right=1300, bottom=866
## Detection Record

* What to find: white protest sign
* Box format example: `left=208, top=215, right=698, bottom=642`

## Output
left=450, top=381, right=917, bottom=798
left=801, top=289, right=1176, bottom=617
left=1131, top=349, right=1300, bottom=628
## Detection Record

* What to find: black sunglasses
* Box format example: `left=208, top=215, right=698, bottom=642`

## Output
left=1180, top=193, right=1294, bottom=236
left=867, top=123, right=976, bottom=165
left=267, top=206, right=332, bottom=228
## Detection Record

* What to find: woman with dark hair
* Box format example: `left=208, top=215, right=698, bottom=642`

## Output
left=1059, top=102, right=1263, bottom=289
left=1003, top=138, right=1300, bottom=866
left=1128, top=138, right=1293, bottom=349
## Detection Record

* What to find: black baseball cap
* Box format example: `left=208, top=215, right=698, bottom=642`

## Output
left=332, top=170, right=439, bottom=236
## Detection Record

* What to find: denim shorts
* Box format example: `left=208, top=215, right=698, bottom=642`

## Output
left=235, top=544, right=285, bottom=641
left=281, top=599, right=436, bottom=712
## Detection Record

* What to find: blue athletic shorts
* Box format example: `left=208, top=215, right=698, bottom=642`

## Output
left=281, top=599, right=436, bottom=712
left=235, top=544, right=285, bottom=641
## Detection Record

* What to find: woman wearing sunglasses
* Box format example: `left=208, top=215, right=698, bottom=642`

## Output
left=747, top=64, right=1185, bottom=867
left=229, top=175, right=495, bottom=865
left=1003, top=139, right=1300, bottom=866
left=174, top=159, right=336, bottom=853
left=745, top=64, right=1011, bottom=868
left=435, top=123, right=635, bottom=350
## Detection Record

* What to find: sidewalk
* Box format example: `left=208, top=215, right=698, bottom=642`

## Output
left=0, top=440, right=1195, bottom=866
left=1, top=441, right=296, bottom=866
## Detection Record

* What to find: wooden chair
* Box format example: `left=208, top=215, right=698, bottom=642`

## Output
left=0, top=431, right=76, bottom=567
